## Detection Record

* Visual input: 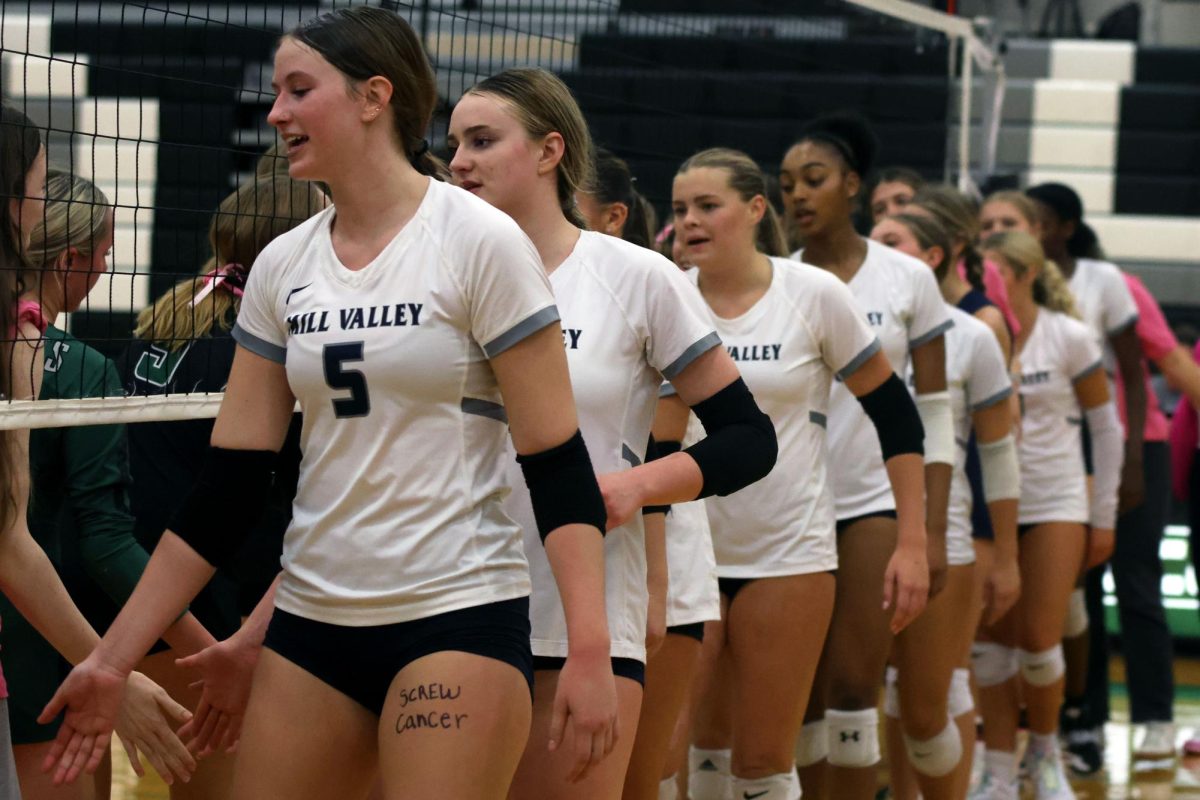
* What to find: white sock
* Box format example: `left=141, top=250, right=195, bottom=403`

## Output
left=984, top=749, right=1016, bottom=784
left=1027, top=732, right=1058, bottom=756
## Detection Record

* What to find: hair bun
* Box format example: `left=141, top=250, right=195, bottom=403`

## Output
left=797, top=112, right=878, bottom=177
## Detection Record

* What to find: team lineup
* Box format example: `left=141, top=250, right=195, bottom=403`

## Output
left=1, top=5, right=1195, bottom=800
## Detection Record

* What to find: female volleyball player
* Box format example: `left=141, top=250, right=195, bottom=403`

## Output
left=572, top=148, right=722, bottom=800
left=868, top=166, right=924, bottom=225
left=983, top=188, right=1197, bottom=766
left=779, top=113, right=948, bottom=800
left=673, top=148, right=927, bottom=800
left=575, top=148, right=657, bottom=250
left=871, top=212, right=1020, bottom=800
left=448, top=68, right=777, bottom=800
left=40, top=10, right=620, bottom=798
left=971, top=231, right=1122, bottom=800
left=1, top=105, right=197, bottom=795
left=6, top=171, right=228, bottom=800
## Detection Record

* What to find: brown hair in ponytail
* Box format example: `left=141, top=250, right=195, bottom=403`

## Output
left=287, top=6, right=448, bottom=181
left=676, top=148, right=788, bottom=257
left=910, top=184, right=986, bottom=293
left=467, top=68, right=595, bottom=229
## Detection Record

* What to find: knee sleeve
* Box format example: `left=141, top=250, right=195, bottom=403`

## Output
left=826, top=708, right=880, bottom=768
left=658, top=776, right=679, bottom=800
left=971, top=642, right=1018, bottom=687
left=689, top=747, right=731, bottom=800
left=731, top=771, right=801, bottom=800
left=1064, top=587, right=1088, bottom=638
left=795, top=718, right=828, bottom=767
left=883, top=665, right=900, bottom=719
left=1018, top=645, right=1065, bottom=687
left=903, top=718, right=963, bottom=778
left=948, top=667, right=974, bottom=718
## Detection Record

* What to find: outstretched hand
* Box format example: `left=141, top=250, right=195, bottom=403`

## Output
left=39, top=657, right=127, bottom=785
left=113, top=671, right=196, bottom=784
left=176, top=633, right=261, bottom=756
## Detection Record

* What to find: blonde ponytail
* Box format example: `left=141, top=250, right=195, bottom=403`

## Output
left=981, top=230, right=1079, bottom=318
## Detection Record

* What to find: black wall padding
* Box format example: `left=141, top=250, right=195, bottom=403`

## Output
left=1135, top=47, right=1200, bottom=86
left=1120, top=86, right=1200, bottom=133
left=1115, top=175, right=1200, bottom=216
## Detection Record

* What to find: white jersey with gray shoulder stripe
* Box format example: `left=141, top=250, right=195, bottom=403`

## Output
left=940, top=305, right=1013, bottom=564
left=798, top=239, right=953, bottom=519
left=689, top=257, right=879, bottom=577
left=503, top=230, right=720, bottom=664
left=1015, top=308, right=1104, bottom=525
left=232, top=179, right=559, bottom=627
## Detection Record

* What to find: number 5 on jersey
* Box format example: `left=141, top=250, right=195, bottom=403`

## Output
left=324, top=342, right=371, bottom=418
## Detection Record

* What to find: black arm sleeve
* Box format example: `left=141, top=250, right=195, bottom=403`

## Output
left=169, top=447, right=278, bottom=568
left=683, top=378, right=778, bottom=499
left=517, top=429, right=608, bottom=542
left=857, top=372, right=925, bottom=461
left=642, top=435, right=670, bottom=517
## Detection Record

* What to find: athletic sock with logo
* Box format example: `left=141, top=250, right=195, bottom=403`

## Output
left=731, top=770, right=801, bottom=800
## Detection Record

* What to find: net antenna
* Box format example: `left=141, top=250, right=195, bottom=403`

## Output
left=843, top=0, right=1006, bottom=196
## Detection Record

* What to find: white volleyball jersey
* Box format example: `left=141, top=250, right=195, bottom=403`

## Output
left=939, top=306, right=1013, bottom=565
left=799, top=239, right=953, bottom=519
left=665, top=412, right=720, bottom=627
left=1069, top=258, right=1137, bottom=374
left=232, top=179, right=560, bottom=626
left=694, top=257, right=880, bottom=576
left=1015, top=309, right=1103, bottom=525
left=503, top=230, right=720, bottom=663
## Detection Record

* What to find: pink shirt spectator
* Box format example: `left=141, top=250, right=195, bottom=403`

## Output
left=1169, top=340, right=1200, bottom=502
left=1115, top=274, right=1175, bottom=443
left=960, top=258, right=1021, bottom=337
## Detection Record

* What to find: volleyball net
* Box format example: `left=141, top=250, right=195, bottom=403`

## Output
left=0, top=0, right=1002, bottom=429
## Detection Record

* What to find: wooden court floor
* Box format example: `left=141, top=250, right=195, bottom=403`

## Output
left=110, top=657, right=1200, bottom=799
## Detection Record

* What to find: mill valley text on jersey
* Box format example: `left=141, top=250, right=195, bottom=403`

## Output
left=286, top=303, right=425, bottom=335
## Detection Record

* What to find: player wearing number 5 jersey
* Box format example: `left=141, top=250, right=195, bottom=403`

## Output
left=448, top=70, right=777, bottom=800
left=42, top=9, right=617, bottom=799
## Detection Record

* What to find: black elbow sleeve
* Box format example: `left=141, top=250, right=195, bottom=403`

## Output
left=857, top=373, right=925, bottom=461
left=517, top=430, right=608, bottom=542
left=170, top=447, right=277, bottom=568
left=683, top=378, right=778, bottom=499
left=642, top=435, right=670, bottom=517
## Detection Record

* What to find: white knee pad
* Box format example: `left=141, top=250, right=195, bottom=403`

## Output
left=948, top=667, right=975, bottom=718
left=1064, top=587, right=1088, bottom=638
left=971, top=642, right=1018, bottom=688
left=883, top=665, right=900, bottom=719
left=731, top=770, right=801, bottom=800
left=689, top=747, right=732, bottom=800
left=1018, top=645, right=1065, bottom=687
left=903, top=718, right=963, bottom=778
left=658, top=775, right=679, bottom=800
left=826, top=708, right=880, bottom=768
left=795, top=718, right=828, bottom=767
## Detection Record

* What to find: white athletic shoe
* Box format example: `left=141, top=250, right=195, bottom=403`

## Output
left=966, top=769, right=1018, bottom=800
left=1027, top=741, right=1076, bottom=800
left=1133, top=722, right=1176, bottom=759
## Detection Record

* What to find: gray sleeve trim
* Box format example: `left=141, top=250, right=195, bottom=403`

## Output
left=621, top=443, right=642, bottom=467
left=970, top=385, right=1013, bottom=412
left=909, top=317, right=955, bottom=350
left=809, top=410, right=827, bottom=428
left=232, top=324, right=287, bottom=364
left=658, top=382, right=678, bottom=398
left=661, top=331, right=722, bottom=380
left=482, top=305, right=561, bottom=358
left=1072, top=358, right=1105, bottom=382
left=1106, top=312, right=1138, bottom=336
left=461, top=397, right=508, bottom=423
left=835, top=337, right=882, bottom=381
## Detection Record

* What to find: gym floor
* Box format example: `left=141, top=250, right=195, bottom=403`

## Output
left=109, top=657, right=1200, bottom=799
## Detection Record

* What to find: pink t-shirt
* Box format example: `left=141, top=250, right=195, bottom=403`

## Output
left=1169, top=341, right=1200, bottom=501
left=1115, top=274, right=1176, bottom=443
left=960, top=258, right=1021, bottom=337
